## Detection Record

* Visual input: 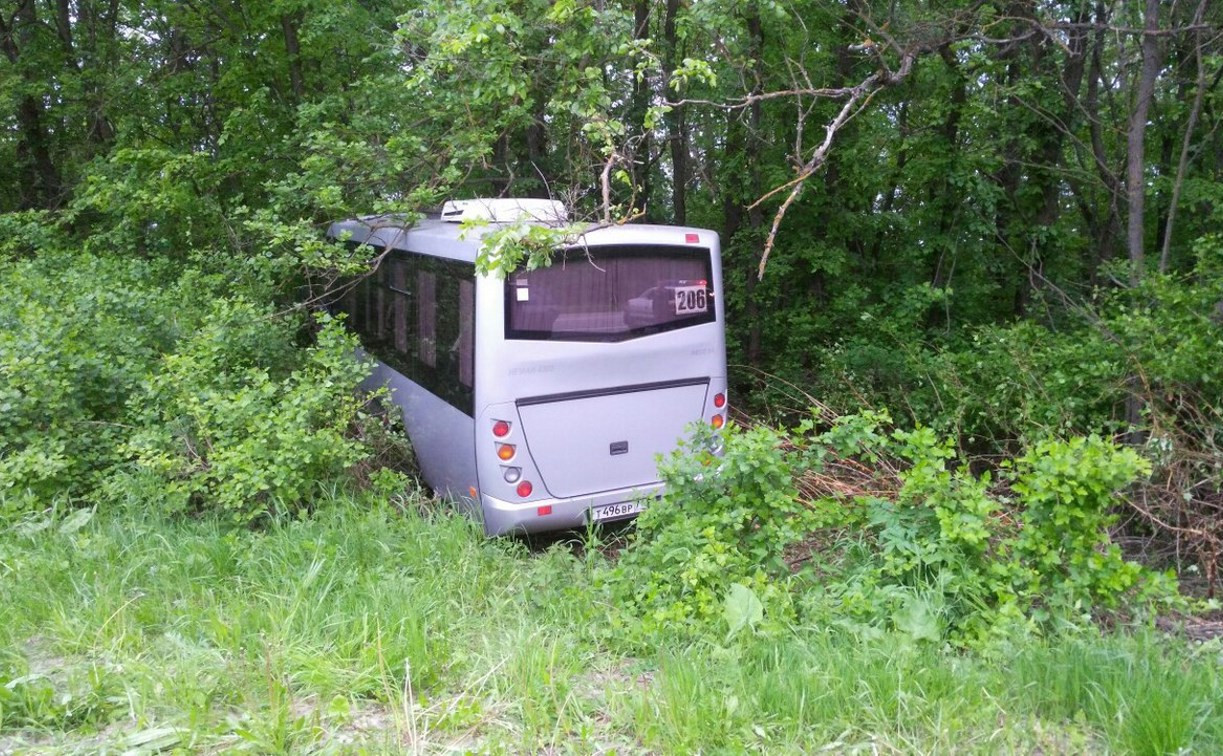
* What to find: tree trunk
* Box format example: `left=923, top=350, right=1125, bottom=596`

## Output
left=55, top=0, right=76, bottom=63
left=1125, top=0, right=1163, bottom=285
left=1, top=0, right=62, bottom=209
left=1085, top=0, right=1124, bottom=278
left=1160, top=0, right=1210, bottom=272
left=744, top=5, right=765, bottom=367
left=663, top=0, right=686, bottom=224
left=628, top=0, right=652, bottom=217
left=281, top=12, right=306, bottom=101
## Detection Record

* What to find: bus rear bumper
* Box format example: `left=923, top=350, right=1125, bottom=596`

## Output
left=480, top=483, right=663, bottom=536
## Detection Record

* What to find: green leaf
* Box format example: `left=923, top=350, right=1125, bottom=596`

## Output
left=58, top=508, right=95, bottom=535
left=892, top=595, right=941, bottom=643
left=723, top=583, right=763, bottom=640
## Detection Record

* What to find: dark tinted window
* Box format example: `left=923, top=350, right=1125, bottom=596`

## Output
left=458, top=280, right=474, bottom=388
left=334, top=245, right=475, bottom=415
left=506, top=245, right=714, bottom=342
left=417, top=270, right=436, bottom=368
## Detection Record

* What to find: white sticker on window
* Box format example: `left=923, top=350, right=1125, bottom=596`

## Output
left=516, top=287, right=530, bottom=302
left=673, top=285, right=708, bottom=315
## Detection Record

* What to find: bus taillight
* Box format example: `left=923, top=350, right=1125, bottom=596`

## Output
left=517, top=480, right=533, bottom=498
left=492, top=420, right=511, bottom=437
left=711, top=414, right=724, bottom=429
left=497, top=444, right=515, bottom=460
left=713, top=392, right=726, bottom=408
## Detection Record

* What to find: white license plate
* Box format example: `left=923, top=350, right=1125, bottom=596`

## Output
left=590, top=501, right=645, bottom=523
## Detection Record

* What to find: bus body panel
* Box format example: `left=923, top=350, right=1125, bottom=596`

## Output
left=372, top=362, right=478, bottom=514
left=481, top=482, right=664, bottom=535
left=516, top=379, right=709, bottom=498
left=470, top=232, right=726, bottom=535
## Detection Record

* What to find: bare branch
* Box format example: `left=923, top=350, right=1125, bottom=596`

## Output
left=756, top=44, right=922, bottom=280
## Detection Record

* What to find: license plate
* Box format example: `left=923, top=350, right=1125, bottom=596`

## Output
left=590, top=500, right=645, bottom=523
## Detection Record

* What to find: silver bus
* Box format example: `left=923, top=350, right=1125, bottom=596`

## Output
left=328, top=199, right=727, bottom=535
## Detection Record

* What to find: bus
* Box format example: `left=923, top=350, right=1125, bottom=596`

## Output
left=327, top=198, right=727, bottom=535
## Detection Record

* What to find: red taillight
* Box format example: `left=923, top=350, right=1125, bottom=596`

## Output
left=537, top=505, right=552, bottom=516
left=711, top=414, right=725, bottom=429
left=517, top=480, right=533, bottom=498
left=497, top=444, right=515, bottom=461
left=714, top=392, right=726, bottom=408
left=685, top=233, right=700, bottom=243
left=492, top=420, right=510, bottom=437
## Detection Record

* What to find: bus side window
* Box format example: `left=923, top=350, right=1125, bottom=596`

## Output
left=373, top=265, right=387, bottom=342
left=363, top=275, right=376, bottom=337
left=417, top=270, right=436, bottom=368
left=342, top=282, right=359, bottom=331
left=458, top=279, right=474, bottom=388
left=351, top=277, right=369, bottom=336
left=390, top=259, right=409, bottom=354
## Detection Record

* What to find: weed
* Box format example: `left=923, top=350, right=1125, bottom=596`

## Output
left=1, top=493, right=1218, bottom=752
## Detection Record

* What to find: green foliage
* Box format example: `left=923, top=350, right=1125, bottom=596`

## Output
left=1010, top=437, right=1152, bottom=613
left=0, top=210, right=60, bottom=259
left=608, top=422, right=814, bottom=639
left=608, top=410, right=1175, bottom=647
left=0, top=253, right=181, bottom=507
left=801, top=418, right=1171, bottom=644
left=68, top=148, right=230, bottom=258
left=0, top=250, right=374, bottom=520
left=119, top=308, right=370, bottom=521
left=465, top=219, right=585, bottom=277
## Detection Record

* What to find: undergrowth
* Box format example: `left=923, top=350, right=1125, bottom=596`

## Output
left=608, top=413, right=1181, bottom=650
left=2, top=496, right=1220, bottom=753
left=0, top=251, right=375, bottom=523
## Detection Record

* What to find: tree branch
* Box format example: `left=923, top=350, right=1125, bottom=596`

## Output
left=755, top=45, right=922, bottom=280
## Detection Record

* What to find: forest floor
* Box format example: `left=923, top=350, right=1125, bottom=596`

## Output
left=2, top=493, right=1221, bottom=754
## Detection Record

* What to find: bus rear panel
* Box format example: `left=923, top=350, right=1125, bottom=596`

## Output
left=475, top=230, right=726, bottom=535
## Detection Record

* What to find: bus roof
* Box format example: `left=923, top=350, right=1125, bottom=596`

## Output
left=326, top=213, right=718, bottom=266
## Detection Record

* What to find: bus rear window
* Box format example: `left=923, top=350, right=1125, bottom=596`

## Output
left=505, top=245, right=714, bottom=341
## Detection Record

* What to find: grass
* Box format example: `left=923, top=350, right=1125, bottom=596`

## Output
left=1, top=491, right=1220, bottom=753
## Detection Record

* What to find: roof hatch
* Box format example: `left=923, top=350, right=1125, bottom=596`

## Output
left=440, top=198, right=568, bottom=224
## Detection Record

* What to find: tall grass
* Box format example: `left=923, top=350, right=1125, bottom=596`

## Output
left=1, top=492, right=1219, bottom=753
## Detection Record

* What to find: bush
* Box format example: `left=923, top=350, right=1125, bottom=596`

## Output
left=0, top=250, right=375, bottom=521
left=608, top=412, right=1177, bottom=646
left=118, top=306, right=371, bottom=521
left=0, top=253, right=182, bottom=508
left=813, top=417, right=1176, bottom=643
left=607, top=422, right=815, bottom=640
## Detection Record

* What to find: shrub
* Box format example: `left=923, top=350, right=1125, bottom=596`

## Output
left=607, top=422, right=815, bottom=640
left=0, top=250, right=375, bottom=521
left=807, top=418, right=1173, bottom=643
left=0, top=253, right=182, bottom=508
left=608, top=412, right=1176, bottom=646
left=119, top=306, right=371, bottom=521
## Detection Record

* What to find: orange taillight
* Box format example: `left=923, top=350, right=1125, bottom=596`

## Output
left=497, top=444, right=515, bottom=461
left=711, top=414, right=724, bottom=429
